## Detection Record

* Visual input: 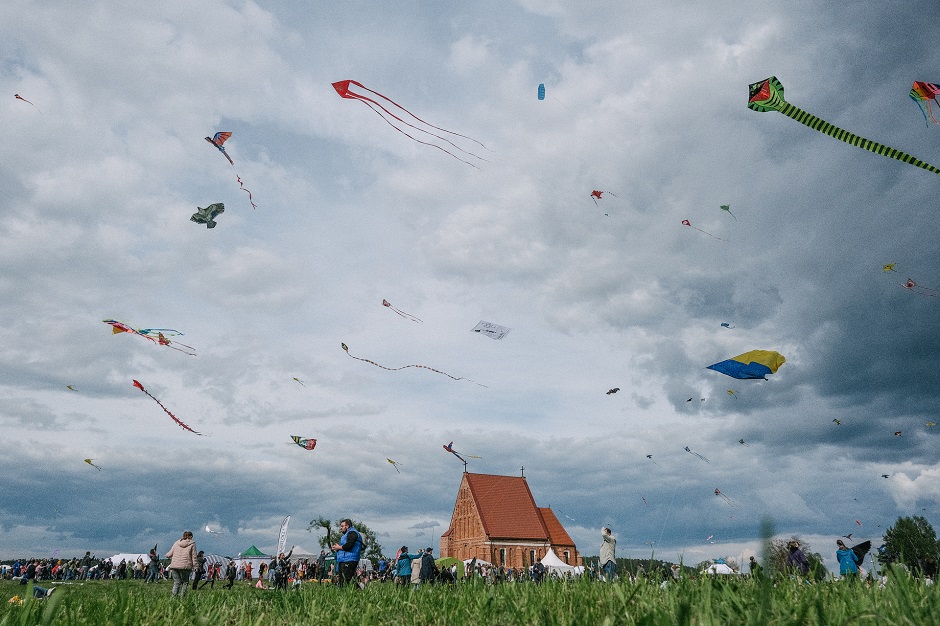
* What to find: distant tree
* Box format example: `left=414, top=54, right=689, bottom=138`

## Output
left=307, top=517, right=384, bottom=564
left=882, top=516, right=940, bottom=576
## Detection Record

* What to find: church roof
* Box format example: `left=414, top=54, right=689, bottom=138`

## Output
left=537, top=507, right=576, bottom=547
left=464, top=473, right=549, bottom=540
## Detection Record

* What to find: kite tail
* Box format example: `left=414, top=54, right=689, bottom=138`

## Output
left=237, top=175, right=257, bottom=209
left=133, top=380, right=202, bottom=435
left=778, top=102, right=940, bottom=176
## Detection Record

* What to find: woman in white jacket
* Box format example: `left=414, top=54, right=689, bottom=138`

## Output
left=165, top=531, right=197, bottom=597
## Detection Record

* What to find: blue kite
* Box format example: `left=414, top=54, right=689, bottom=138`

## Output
left=706, top=350, right=786, bottom=380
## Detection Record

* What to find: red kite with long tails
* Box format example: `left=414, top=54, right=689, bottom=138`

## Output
left=14, top=94, right=41, bottom=113
left=132, top=380, right=202, bottom=435
left=332, top=79, right=488, bottom=168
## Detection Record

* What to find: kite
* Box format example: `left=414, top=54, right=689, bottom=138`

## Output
left=881, top=474, right=889, bottom=479
left=856, top=519, right=862, bottom=526
left=719, top=205, right=736, bottom=220
left=14, top=94, right=41, bottom=113
left=900, top=278, right=940, bottom=299
left=842, top=533, right=854, bottom=540
left=387, top=458, right=402, bottom=473
left=927, top=421, right=936, bottom=428
left=607, top=387, right=620, bottom=395
left=706, top=535, right=715, bottom=543
left=84, top=459, right=101, bottom=471
left=471, top=320, right=511, bottom=340
left=590, top=190, right=619, bottom=206
left=205, top=525, right=222, bottom=534
left=720, top=322, right=735, bottom=329
left=883, top=263, right=896, bottom=273
left=681, top=219, right=724, bottom=241
left=538, top=83, right=545, bottom=100
left=190, top=203, right=224, bottom=229
left=132, top=379, right=202, bottom=435
left=205, top=132, right=234, bottom=165
left=684, top=446, right=710, bottom=463
left=383, top=299, right=422, bottom=323
left=850, top=540, right=871, bottom=563
left=646, top=454, right=661, bottom=467
left=748, top=76, right=940, bottom=177
left=714, top=489, right=737, bottom=507
left=833, top=418, right=842, bottom=425
left=707, top=350, right=786, bottom=380
left=104, top=320, right=197, bottom=356
left=686, top=397, right=705, bottom=402
left=236, top=175, right=257, bottom=210
left=910, top=81, right=940, bottom=126
left=642, top=496, right=649, bottom=507
left=290, top=435, right=317, bottom=450
left=341, top=343, right=486, bottom=386
left=332, top=79, right=488, bottom=168
left=66, top=385, right=77, bottom=391
left=727, top=390, right=737, bottom=399
left=443, top=441, right=481, bottom=466
left=293, top=377, right=306, bottom=387
left=894, top=431, right=902, bottom=437
left=738, top=439, right=749, bottom=446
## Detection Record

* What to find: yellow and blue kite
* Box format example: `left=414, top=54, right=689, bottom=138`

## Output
left=706, top=350, right=785, bottom=380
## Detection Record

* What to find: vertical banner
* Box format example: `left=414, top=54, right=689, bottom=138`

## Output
left=276, top=515, right=290, bottom=555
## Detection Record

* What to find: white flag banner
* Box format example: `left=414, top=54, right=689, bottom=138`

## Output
left=471, top=320, right=511, bottom=340
left=276, top=515, right=290, bottom=555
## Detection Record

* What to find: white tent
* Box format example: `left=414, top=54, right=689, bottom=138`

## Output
left=704, top=562, right=736, bottom=575
left=287, top=545, right=321, bottom=561
left=106, top=553, right=151, bottom=566
left=540, top=550, right=576, bottom=573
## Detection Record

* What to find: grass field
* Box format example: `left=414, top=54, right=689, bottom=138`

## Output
left=2, top=574, right=938, bottom=625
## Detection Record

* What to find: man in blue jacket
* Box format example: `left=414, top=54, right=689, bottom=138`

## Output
left=331, top=519, right=363, bottom=587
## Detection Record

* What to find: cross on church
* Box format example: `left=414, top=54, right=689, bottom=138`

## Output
left=520, top=466, right=524, bottom=477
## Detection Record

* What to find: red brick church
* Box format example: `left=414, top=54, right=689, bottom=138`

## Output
left=439, top=472, right=580, bottom=568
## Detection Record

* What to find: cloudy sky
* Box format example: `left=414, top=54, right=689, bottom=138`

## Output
left=2, top=0, right=939, bottom=573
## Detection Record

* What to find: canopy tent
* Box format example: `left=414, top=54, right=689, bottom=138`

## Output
left=540, top=550, right=576, bottom=573
left=287, top=545, right=321, bottom=561
left=238, top=545, right=269, bottom=558
left=704, top=562, right=737, bottom=575
left=235, top=545, right=272, bottom=575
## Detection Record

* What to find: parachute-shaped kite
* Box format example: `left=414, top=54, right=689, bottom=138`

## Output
left=910, top=82, right=940, bottom=126
left=190, top=203, right=224, bottom=229
left=332, top=79, right=488, bottom=168
left=133, top=379, right=203, bottom=435
left=748, top=76, right=940, bottom=177
left=291, top=435, right=317, bottom=450
left=104, top=320, right=196, bottom=356
left=707, top=350, right=786, bottom=380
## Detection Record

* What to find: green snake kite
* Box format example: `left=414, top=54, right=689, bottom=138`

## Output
left=748, top=76, right=940, bottom=177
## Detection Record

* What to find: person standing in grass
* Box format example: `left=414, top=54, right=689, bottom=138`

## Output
left=836, top=539, right=859, bottom=579
left=785, top=541, right=809, bottom=576
left=225, top=560, right=237, bottom=589
left=331, top=518, right=364, bottom=587
left=600, top=527, right=617, bottom=581
left=395, top=546, right=422, bottom=587
left=165, top=530, right=197, bottom=598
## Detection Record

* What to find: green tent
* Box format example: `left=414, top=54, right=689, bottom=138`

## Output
left=435, top=557, right=465, bottom=578
left=238, top=545, right=269, bottom=558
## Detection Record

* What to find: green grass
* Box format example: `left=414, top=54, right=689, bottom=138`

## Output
left=2, top=575, right=938, bottom=626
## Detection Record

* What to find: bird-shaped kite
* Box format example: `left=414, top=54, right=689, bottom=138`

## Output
left=341, top=343, right=486, bottom=386
left=910, top=81, right=940, bottom=126
left=104, top=320, right=197, bottom=356
left=205, top=132, right=234, bottom=165
left=291, top=436, right=317, bottom=450
left=332, top=79, right=488, bottom=168
left=607, top=387, right=620, bottom=395
left=190, top=203, right=224, bottom=229
left=383, top=299, right=422, bottom=323
left=205, top=525, right=222, bottom=535
left=133, top=380, right=203, bottom=435
left=681, top=219, right=724, bottom=241
left=707, top=350, right=786, bottom=380
left=387, top=458, right=402, bottom=473
left=84, top=459, right=102, bottom=471
left=14, top=94, right=41, bottom=113
left=748, top=76, right=940, bottom=177
left=443, top=441, right=481, bottom=465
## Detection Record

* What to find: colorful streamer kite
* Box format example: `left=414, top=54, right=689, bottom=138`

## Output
left=84, top=459, right=102, bottom=471
left=707, top=350, right=786, bottom=380
left=190, top=203, right=224, bottom=229
left=681, top=219, right=724, bottom=241
left=910, top=82, right=940, bottom=126
left=341, top=343, right=486, bottom=386
left=132, top=379, right=202, bottom=435
left=291, top=435, right=317, bottom=450
left=383, top=299, right=422, bottom=323
left=104, top=320, right=196, bottom=356
left=205, top=132, right=257, bottom=209
left=684, top=446, right=710, bottom=463
left=14, top=94, right=41, bottom=113
left=332, top=79, right=488, bottom=168
left=387, top=458, right=402, bottom=473
left=443, top=441, right=481, bottom=466
left=748, top=76, right=940, bottom=177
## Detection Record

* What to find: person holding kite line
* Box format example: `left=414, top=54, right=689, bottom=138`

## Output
left=836, top=539, right=860, bottom=579
left=600, top=527, right=617, bottom=581
left=165, top=531, right=197, bottom=598
left=331, top=518, right=364, bottom=587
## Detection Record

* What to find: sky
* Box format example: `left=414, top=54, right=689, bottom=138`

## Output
left=2, top=0, right=939, bottom=574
